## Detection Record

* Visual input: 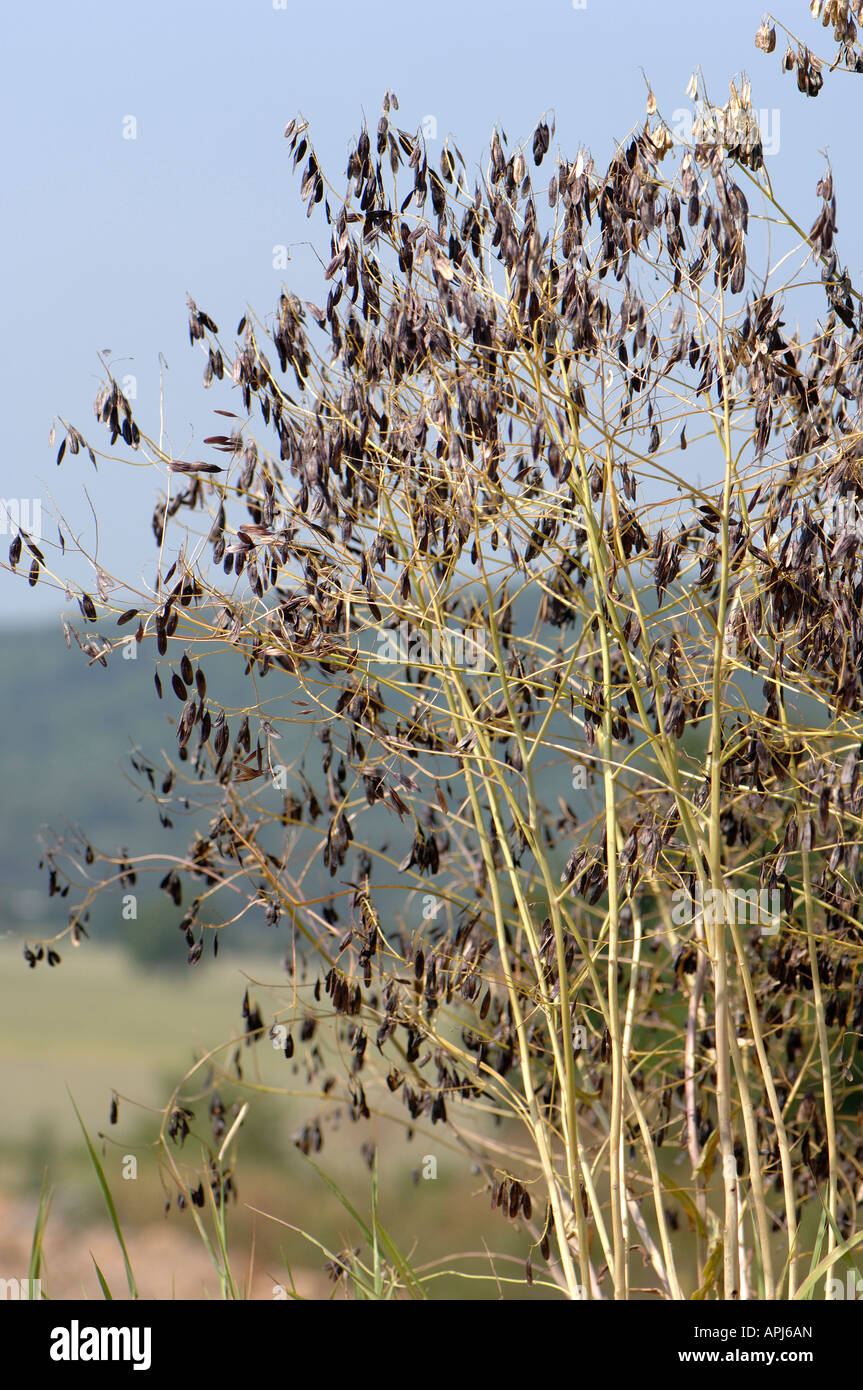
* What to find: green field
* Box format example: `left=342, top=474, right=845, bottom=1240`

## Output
left=0, top=940, right=270, bottom=1140
left=0, top=939, right=532, bottom=1299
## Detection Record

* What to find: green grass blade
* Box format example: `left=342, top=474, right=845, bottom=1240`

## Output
left=373, top=1219, right=428, bottom=1300
left=90, top=1253, right=114, bottom=1300
left=204, top=1172, right=238, bottom=1300
left=371, top=1159, right=382, bottom=1297
left=801, top=1208, right=828, bottom=1300
left=28, top=1169, right=52, bottom=1290
left=68, top=1090, right=138, bottom=1299
left=276, top=1246, right=306, bottom=1302
left=805, top=1184, right=863, bottom=1298
left=302, top=1156, right=374, bottom=1245
left=795, top=1227, right=863, bottom=1301
left=246, top=1204, right=379, bottom=1299
left=303, top=1154, right=427, bottom=1300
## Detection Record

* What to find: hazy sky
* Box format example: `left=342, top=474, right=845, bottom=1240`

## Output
left=2, top=0, right=861, bottom=622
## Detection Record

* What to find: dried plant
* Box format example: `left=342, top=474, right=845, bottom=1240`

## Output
left=8, top=5, right=863, bottom=1299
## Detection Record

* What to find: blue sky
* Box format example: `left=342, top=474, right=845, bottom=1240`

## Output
left=2, top=0, right=860, bottom=621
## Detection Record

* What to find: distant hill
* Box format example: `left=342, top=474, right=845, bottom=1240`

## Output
left=0, top=612, right=593, bottom=964
left=0, top=623, right=288, bottom=958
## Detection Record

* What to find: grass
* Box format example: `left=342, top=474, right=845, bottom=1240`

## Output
left=0, top=939, right=274, bottom=1145
left=7, top=4, right=863, bottom=1300
left=1, top=940, right=533, bottom=1298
